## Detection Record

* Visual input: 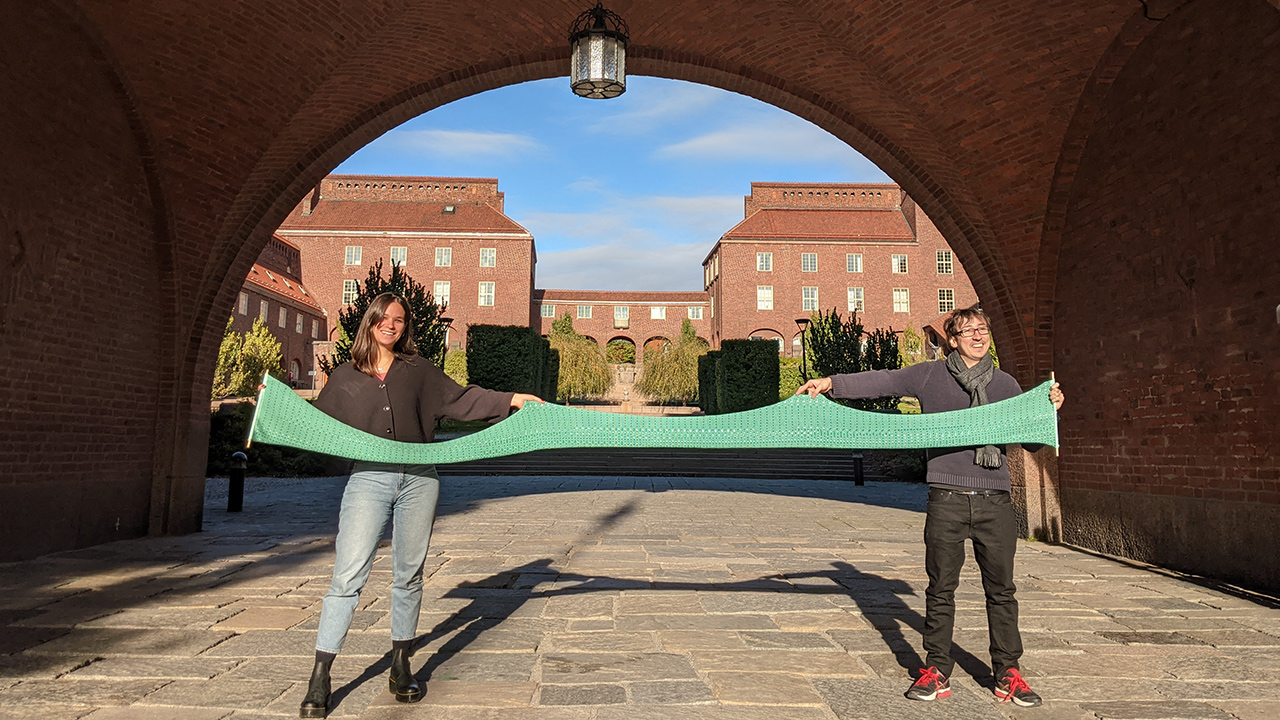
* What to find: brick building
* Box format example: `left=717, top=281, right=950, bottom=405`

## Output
left=533, top=289, right=711, bottom=353
left=703, top=182, right=978, bottom=355
left=232, top=235, right=327, bottom=391
left=277, top=175, right=536, bottom=350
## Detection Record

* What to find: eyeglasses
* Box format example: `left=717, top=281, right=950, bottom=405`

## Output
left=956, top=326, right=989, bottom=338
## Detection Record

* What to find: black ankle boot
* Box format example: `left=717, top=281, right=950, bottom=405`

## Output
left=388, top=646, right=423, bottom=703
left=299, top=659, right=331, bottom=718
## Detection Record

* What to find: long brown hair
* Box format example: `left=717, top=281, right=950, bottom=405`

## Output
left=351, top=293, right=417, bottom=377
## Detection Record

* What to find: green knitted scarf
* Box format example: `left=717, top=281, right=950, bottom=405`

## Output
left=247, top=375, right=1058, bottom=464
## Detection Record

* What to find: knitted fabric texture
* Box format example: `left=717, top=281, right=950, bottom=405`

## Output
left=248, top=375, right=1059, bottom=464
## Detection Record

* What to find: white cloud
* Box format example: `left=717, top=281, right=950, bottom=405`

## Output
left=656, top=116, right=887, bottom=177
left=627, top=195, right=742, bottom=238
left=387, top=129, right=541, bottom=160
left=536, top=241, right=708, bottom=291
left=587, top=81, right=723, bottom=133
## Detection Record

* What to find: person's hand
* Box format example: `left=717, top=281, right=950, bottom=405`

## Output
left=795, top=377, right=832, bottom=397
left=511, top=393, right=544, bottom=410
left=1049, top=382, right=1064, bottom=410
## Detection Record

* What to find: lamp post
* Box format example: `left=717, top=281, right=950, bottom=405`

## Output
left=795, top=317, right=810, bottom=382
left=439, top=316, right=455, bottom=353
left=569, top=2, right=629, bottom=99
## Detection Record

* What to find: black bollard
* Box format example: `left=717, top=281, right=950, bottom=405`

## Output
left=228, top=451, right=247, bottom=512
left=852, top=452, right=864, bottom=486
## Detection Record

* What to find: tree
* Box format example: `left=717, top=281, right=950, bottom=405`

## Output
left=606, top=339, right=635, bottom=364
left=318, top=259, right=448, bottom=375
left=806, top=308, right=901, bottom=411
left=899, top=323, right=928, bottom=366
left=548, top=313, right=612, bottom=401
left=637, top=319, right=708, bottom=404
left=211, top=317, right=284, bottom=399
left=211, top=317, right=247, bottom=399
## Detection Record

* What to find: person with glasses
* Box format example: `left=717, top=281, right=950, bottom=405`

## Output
left=797, top=303, right=1064, bottom=708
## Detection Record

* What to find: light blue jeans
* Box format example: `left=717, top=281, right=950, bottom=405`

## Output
left=315, top=462, right=440, bottom=654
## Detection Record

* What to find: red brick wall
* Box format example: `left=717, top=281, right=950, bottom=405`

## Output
left=229, top=286, right=327, bottom=389
left=317, top=176, right=505, bottom=212
left=0, top=4, right=162, bottom=560
left=1053, top=1, right=1280, bottom=590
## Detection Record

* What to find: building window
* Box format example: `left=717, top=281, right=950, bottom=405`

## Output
left=710, top=296, right=714, bottom=318
left=390, top=246, right=408, bottom=267
left=278, top=307, right=287, bottom=328
left=802, top=286, right=819, bottom=311
left=757, top=285, right=774, bottom=310
left=435, top=247, right=452, bottom=267
left=478, top=281, right=495, bottom=307
left=688, top=306, right=703, bottom=320
left=295, top=314, right=303, bottom=334
left=344, top=246, right=362, bottom=266
left=312, top=319, right=319, bottom=339
left=801, top=253, right=818, bottom=272
left=848, top=287, right=864, bottom=312
left=578, top=305, right=592, bottom=319
left=479, top=248, right=496, bottom=267
left=846, top=253, right=863, bottom=273
left=433, top=280, right=450, bottom=306
left=238, top=292, right=248, bottom=315
left=541, top=304, right=556, bottom=318
left=893, top=287, right=911, bottom=313
left=341, top=280, right=358, bottom=305
left=651, top=306, right=666, bottom=320
left=937, top=250, right=953, bottom=275
left=614, top=305, right=629, bottom=329
left=938, top=288, right=955, bottom=313
left=757, top=252, right=773, bottom=272
left=259, top=300, right=269, bottom=321
left=892, top=254, right=909, bottom=274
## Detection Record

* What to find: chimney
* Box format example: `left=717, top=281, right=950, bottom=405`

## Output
left=300, top=183, right=321, bottom=216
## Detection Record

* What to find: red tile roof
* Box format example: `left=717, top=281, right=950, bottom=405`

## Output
left=280, top=200, right=530, bottom=235
left=245, top=263, right=324, bottom=312
left=722, top=208, right=914, bottom=241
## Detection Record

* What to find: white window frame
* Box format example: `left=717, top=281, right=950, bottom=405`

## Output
left=577, top=305, right=593, bottom=319
left=435, top=247, right=452, bottom=267
left=687, top=306, right=703, bottom=320
left=344, top=246, right=362, bottom=266
left=259, top=299, right=269, bottom=321
left=614, top=305, right=629, bottom=329
left=478, top=281, right=495, bottom=307
left=238, top=292, right=248, bottom=315
left=390, top=246, right=408, bottom=267
left=757, top=285, right=774, bottom=311
left=312, top=319, right=319, bottom=339
left=802, top=286, right=819, bottom=311
left=848, top=287, right=864, bottom=312
left=801, top=253, right=818, bottom=273
left=541, top=304, right=556, bottom=318
left=938, top=288, right=955, bottom=313
left=892, top=254, right=909, bottom=274
left=757, top=252, right=773, bottom=272
left=295, top=313, right=303, bottom=334
left=651, top=306, right=666, bottom=320
left=936, top=250, right=954, bottom=275
left=277, top=307, right=287, bottom=328
left=433, top=280, right=451, bottom=306
left=846, top=253, right=863, bottom=273
left=479, top=248, right=497, bottom=267
left=893, top=287, right=911, bottom=313
left=341, top=280, right=358, bottom=306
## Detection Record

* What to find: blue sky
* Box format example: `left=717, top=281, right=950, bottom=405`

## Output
left=336, top=77, right=890, bottom=291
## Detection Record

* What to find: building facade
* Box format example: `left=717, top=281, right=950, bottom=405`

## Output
left=703, top=182, right=978, bottom=355
left=232, top=234, right=327, bottom=390
left=533, top=289, right=711, bottom=353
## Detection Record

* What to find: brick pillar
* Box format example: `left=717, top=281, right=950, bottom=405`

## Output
left=1008, top=445, right=1061, bottom=542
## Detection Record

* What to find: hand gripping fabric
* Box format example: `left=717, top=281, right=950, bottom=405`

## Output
left=247, top=375, right=1059, bottom=464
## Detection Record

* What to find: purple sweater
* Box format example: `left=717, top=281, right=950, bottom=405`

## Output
left=829, top=360, right=1024, bottom=491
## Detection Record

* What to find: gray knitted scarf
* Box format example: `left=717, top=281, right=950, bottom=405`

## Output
left=945, top=350, right=1003, bottom=469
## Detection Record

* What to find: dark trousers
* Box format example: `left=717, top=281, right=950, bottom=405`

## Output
left=923, top=487, right=1023, bottom=678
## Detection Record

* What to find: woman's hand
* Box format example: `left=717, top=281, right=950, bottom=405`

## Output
left=795, top=377, right=833, bottom=397
left=511, top=393, right=545, bottom=410
left=1049, top=382, right=1065, bottom=410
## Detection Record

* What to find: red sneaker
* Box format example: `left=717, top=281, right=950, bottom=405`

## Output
left=905, top=666, right=951, bottom=701
left=994, top=667, right=1042, bottom=707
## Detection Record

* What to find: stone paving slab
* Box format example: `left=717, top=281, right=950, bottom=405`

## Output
left=0, top=475, right=1278, bottom=719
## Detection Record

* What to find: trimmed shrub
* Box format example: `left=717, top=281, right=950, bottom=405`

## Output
left=698, top=352, right=719, bottom=414
left=716, top=339, right=780, bottom=413
left=443, top=349, right=468, bottom=386
left=466, top=325, right=554, bottom=395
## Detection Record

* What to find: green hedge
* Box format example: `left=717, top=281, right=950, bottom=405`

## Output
left=697, top=340, right=779, bottom=414
left=466, top=324, right=559, bottom=398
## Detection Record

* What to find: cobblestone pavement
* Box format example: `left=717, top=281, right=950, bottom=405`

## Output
left=3, top=476, right=1279, bottom=720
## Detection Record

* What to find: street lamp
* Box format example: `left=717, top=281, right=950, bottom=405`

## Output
left=569, top=2, right=629, bottom=99
left=795, top=317, right=810, bottom=382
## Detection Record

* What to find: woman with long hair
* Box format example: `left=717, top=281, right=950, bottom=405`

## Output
left=299, top=292, right=541, bottom=718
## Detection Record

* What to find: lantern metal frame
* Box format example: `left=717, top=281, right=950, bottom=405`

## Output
left=569, top=2, right=630, bottom=99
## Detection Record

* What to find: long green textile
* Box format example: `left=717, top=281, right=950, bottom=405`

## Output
left=248, top=375, right=1058, bottom=464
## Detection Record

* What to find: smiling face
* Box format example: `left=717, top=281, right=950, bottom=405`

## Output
left=947, top=316, right=991, bottom=367
left=372, top=300, right=406, bottom=351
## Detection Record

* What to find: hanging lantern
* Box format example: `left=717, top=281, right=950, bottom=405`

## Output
left=569, top=2, right=629, bottom=99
